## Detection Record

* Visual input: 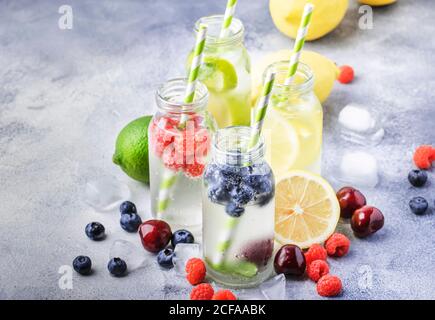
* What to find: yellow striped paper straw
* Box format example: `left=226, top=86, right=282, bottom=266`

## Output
left=219, top=0, right=238, bottom=38
left=284, top=3, right=314, bottom=86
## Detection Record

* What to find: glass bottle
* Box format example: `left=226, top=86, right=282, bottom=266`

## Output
left=202, top=126, right=275, bottom=288
left=148, top=78, right=216, bottom=235
left=188, top=15, right=252, bottom=128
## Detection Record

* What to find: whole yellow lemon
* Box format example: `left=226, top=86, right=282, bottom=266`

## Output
left=269, top=0, right=349, bottom=41
left=251, top=50, right=340, bottom=105
left=358, top=0, right=396, bottom=6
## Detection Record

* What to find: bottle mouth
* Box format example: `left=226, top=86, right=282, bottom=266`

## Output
left=264, top=61, right=314, bottom=94
left=156, top=78, right=209, bottom=113
left=212, top=126, right=265, bottom=165
left=194, top=15, right=244, bottom=47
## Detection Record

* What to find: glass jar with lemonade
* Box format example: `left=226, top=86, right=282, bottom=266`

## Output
left=262, top=61, right=323, bottom=176
left=187, top=15, right=251, bottom=128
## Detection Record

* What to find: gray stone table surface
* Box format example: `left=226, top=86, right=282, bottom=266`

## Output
left=0, top=0, right=434, bottom=300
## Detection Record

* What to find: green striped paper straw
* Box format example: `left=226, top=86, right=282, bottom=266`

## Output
left=212, top=71, right=276, bottom=267
left=219, top=0, right=238, bottom=38
left=180, top=23, right=208, bottom=123
left=157, top=24, right=208, bottom=217
left=284, top=3, right=314, bottom=86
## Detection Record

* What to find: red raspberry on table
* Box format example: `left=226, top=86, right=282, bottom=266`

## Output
left=212, top=289, right=237, bottom=300
left=325, top=233, right=350, bottom=257
left=190, top=283, right=214, bottom=300
left=316, top=275, right=342, bottom=297
left=185, top=258, right=206, bottom=285
left=304, top=244, right=327, bottom=266
left=307, top=260, right=330, bottom=282
left=413, top=145, right=435, bottom=169
left=338, top=65, right=354, bottom=84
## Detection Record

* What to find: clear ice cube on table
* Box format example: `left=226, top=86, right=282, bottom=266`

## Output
left=338, top=104, right=385, bottom=146
left=109, top=240, right=147, bottom=271
left=335, top=151, right=379, bottom=188
left=172, top=243, right=201, bottom=276
left=259, top=274, right=286, bottom=300
left=82, top=174, right=130, bottom=211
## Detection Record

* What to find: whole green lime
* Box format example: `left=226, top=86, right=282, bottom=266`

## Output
left=113, top=115, right=152, bottom=184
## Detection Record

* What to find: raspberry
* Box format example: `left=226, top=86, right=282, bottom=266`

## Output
left=190, top=283, right=214, bottom=300
left=304, top=244, right=327, bottom=266
left=184, top=162, right=205, bottom=178
left=212, top=289, right=237, bottom=300
left=325, top=233, right=350, bottom=257
left=316, top=275, right=342, bottom=297
left=413, top=145, right=435, bottom=169
left=185, top=258, right=206, bottom=285
left=338, top=65, right=354, bottom=84
left=307, top=260, right=330, bottom=282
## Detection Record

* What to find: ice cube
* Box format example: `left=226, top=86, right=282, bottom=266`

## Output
left=109, top=240, right=146, bottom=271
left=338, top=104, right=384, bottom=146
left=172, top=243, right=201, bottom=276
left=237, top=288, right=265, bottom=300
left=337, top=151, right=379, bottom=188
left=260, top=274, right=286, bottom=300
left=82, top=174, right=130, bottom=211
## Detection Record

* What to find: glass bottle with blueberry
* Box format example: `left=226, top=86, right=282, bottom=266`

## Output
left=202, top=126, right=275, bottom=288
left=149, top=78, right=216, bottom=235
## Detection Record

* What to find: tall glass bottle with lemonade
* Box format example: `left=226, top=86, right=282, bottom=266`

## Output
left=262, top=61, right=323, bottom=176
left=187, top=15, right=251, bottom=128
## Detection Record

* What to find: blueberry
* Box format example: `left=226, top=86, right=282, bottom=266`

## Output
left=107, top=257, right=127, bottom=277
left=72, top=256, right=92, bottom=275
left=120, top=201, right=137, bottom=214
left=120, top=212, right=142, bottom=232
left=230, top=185, right=254, bottom=205
left=85, top=222, right=105, bottom=241
left=409, top=196, right=428, bottom=215
left=225, top=202, right=245, bottom=217
left=157, top=248, right=175, bottom=269
left=171, top=229, right=195, bottom=247
left=204, top=164, right=220, bottom=184
left=256, top=191, right=275, bottom=206
left=408, top=170, right=428, bottom=187
left=208, top=186, right=230, bottom=203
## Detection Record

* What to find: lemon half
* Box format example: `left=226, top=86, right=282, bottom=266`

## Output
left=275, top=170, right=340, bottom=249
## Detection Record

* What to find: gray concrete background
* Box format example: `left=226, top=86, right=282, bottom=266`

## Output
left=0, top=0, right=434, bottom=300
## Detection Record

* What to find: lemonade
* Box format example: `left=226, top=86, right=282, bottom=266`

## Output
left=262, top=62, right=323, bottom=176
left=188, top=15, right=251, bottom=128
left=148, top=78, right=216, bottom=234
left=202, top=127, right=275, bottom=287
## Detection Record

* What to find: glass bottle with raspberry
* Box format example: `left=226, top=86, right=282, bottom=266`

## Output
left=149, top=78, right=216, bottom=235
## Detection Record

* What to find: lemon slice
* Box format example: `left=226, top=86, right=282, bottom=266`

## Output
left=275, top=170, right=340, bottom=249
left=262, top=107, right=299, bottom=177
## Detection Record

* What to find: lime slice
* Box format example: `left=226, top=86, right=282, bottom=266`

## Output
left=206, top=259, right=258, bottom=278
left=187, top=53, right=238, bottom=92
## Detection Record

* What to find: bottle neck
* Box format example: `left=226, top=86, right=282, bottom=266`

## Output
left=194, top=15, right=244, bottom=49
left=155, top=78, right=208, bottom=115
left=212, top=126, right=265, bottom=166
left=265, top=61, right=315, bottom=98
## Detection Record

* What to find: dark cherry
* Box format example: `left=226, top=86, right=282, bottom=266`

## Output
left=336, top=186, right=367, bottom=218
left=274, top=244, right=306, bottom=276
left=138, top=219, right=172, bottom=253
left=351, top=206, right=384, bottom=238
